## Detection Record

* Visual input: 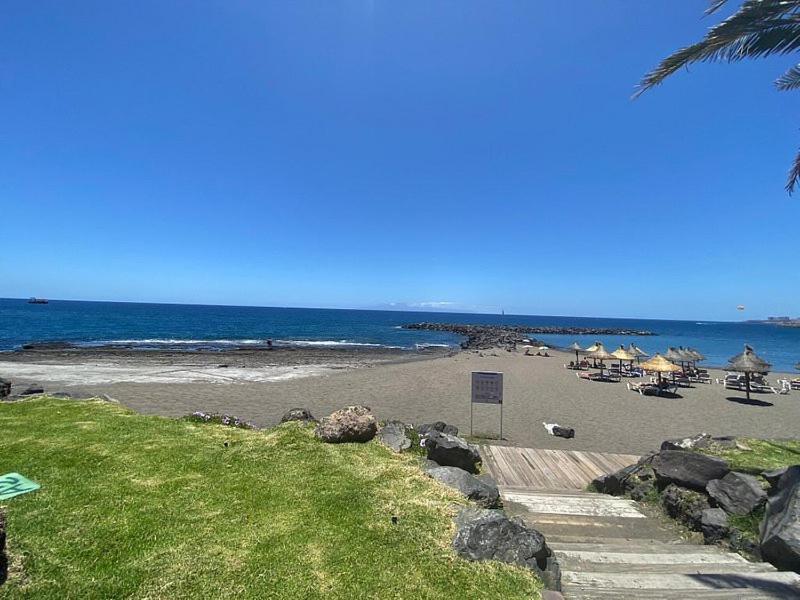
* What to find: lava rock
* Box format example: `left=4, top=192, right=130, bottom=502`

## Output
left=377, top=420, right=412, bottom=453
left=453, top=507, right=551, bottom=574
left=662, top=484, right=711, bottom=531
left=314, top=405, right=377, bottom=443
left=425, top=431, right=481, bottom=474
left=760, top=465, right=800, bottom=573
left=700, top=507, right=730, bottom=544
left=552, top=426, right=575, bottom=439
left=706, top=472, right=767, bottom=516
left=651, top=450, right=730, bottom=492
left=0, top=378, right=10, bottom=400
left=762, top=467, right=789, bottom=491
left=50, top=391, right=73, bottom=398
left=280, top=407, right=317, bottom=424
left=427, top=466, right=501, bottom=508
left=593, top=463, right=655, bottom=497
left=729, top=528, right=760, bottom=558
left=19, top=385, right=44, bottom=396
left=661, top=433, right=713, bottom=452
left=417, top=421, right=459, bottom=438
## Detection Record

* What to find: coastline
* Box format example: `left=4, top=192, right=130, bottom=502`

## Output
left=2, top=347, right=798, bottom=454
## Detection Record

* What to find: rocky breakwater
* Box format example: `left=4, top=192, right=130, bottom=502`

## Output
left=404, top=323, right=655, bottom=350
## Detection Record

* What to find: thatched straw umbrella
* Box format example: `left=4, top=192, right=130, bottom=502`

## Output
left=588, top=343, right=615, bottom=376
left=727, top=345, right=772, bottom=401
left=567, top=341, right=584, bottom=365
left=640, top=353, right=682, bottom=387
left=585, top=341, right=602, bottom=367
left=627, top=343, right=649, bottom=364
left=612, top=346, right=636, bottom=374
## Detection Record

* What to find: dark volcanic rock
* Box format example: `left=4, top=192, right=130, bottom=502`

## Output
left=403, top=323, right=655, bottom=350
left=552, top=426, right=575, bottom=439
left=760, top=465, right=800, bottom=573
left=661, top=433, right=713, bottom=452
left=418, top=421, right=459, bottom=438
left=706, top=472, right=767, bottom=515
left=314, top=405, right=377, bottom=443
left=763, top=467, right=789, bottom=491
left=425, top=431, right=481, bottom=474
left=701, top=508, right=730, bottom=544
left=662, top=484, right=711, bottom=531
left=427, top=466, right=501, bottom=508
left=0, top=378, right=10, bottom=400
left=280, top=407, right=317, bottom=424
left=651, top=450, right=730, bottom=492
left=377, top=420, right=411, bottom=453
left=19, top=385, right=44, bottom=396
left=593, top=463, right=655, bottom=497
left=453, top=507, right=551, bottom=574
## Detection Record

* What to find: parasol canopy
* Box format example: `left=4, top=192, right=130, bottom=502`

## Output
left=685, top=347, right=705, bottom=362
left=612, top=346, right=636, bottom=361
left=588, top=343, right=615, bottom=361
left=585, top=341, right=602, bottom=353
left=641, top=354, right=682, bottom=373
left=727, top=345, right=771, bottom=401
left=728, top=345, right=771, bottom=374
left=567, top=341, right=584, bottom=366
left=627, top=343, right=649, bottom=357
left=665, top=347, right=689, bottom=363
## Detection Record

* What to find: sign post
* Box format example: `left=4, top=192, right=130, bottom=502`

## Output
left=470, top=371, right=503, bottom=439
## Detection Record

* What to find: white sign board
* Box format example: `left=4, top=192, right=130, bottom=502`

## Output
left=471, top=371, right=503, bottom=405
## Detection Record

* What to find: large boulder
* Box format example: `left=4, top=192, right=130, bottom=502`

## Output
left=280, top=407, right=317, bottom=424
left=706, top=472, right=767, bottom=515
left=661, top=433, right=713, bottom=452
left=651, top=450, right=730, bottom=492
left=425, top=431, right=481, bottom=474
left=763, top=467, right=789, bottom=491
left=377, top=420, right=411, bottom=453
left=760, top=465, right=800, bottom=573
left=19, top=385, right=44, bottom=397
left=662, top=484, right=711, bottom=531
left=700, top=507, right=730, bottom=544
left=418, top=421, right=458, bottom=438
left=453, top=507, right=551, bottom=574
left=314, top=405, right=377, bottom=443
left=592, top=463, right=655, bottom=498
left=0, top=378, right=10, bottom=400
left=427, top=466, right=501, bottom=508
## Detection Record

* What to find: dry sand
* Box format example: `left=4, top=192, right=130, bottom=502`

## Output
left=4, top=348, right=798, bottom=455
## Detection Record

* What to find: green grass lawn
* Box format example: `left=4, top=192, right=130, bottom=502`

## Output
left=697, top=438, right=800, bottom=475
left=0, top=397, right=541, bottom=599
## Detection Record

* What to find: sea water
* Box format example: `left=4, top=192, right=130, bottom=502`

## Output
left=1, top=299, right=798, bottom=372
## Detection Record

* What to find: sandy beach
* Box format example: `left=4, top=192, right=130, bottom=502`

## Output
left=3, top=347, right=798, bottom=455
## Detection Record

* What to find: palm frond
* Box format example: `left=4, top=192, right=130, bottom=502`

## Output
left=776, top=64, right=800, bottom=89
left=635, top=0, right=800, bottom=96
left=707, top=0, right=730, bottom=15
left=786, top=148, right=800, bottom=194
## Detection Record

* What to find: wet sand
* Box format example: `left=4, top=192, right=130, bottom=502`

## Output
left=2, top=348, right=798, bottom=454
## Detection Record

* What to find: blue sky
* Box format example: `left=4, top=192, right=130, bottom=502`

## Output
left=1, top=1, right=798, bottom=321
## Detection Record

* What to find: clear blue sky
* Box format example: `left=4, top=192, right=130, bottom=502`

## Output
left=2, top=1, right=798, bottom=321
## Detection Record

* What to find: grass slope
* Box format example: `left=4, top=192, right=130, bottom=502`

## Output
left=0, top=397, right=541, bottom=599
left=697, top=438, right=800, bottom=475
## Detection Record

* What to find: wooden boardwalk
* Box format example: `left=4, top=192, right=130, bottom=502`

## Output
left=478, top=445, right=800, bottom=598
left=479, top=445, right=639, bottom=491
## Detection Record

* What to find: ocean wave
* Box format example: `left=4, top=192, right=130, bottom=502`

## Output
left=414, top=343, right=453, bottom=349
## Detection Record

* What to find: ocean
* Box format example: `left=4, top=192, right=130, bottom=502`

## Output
left=2, top=298, right=799, bottom=372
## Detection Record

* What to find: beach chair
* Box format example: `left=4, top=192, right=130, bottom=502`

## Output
left=775, top=380, right=792, bottom=395
left=792, top=379, right=800, bottom=391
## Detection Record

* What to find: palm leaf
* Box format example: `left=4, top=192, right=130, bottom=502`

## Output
left=787, top=149, right=800, bottom=194
left=776, top=64, right=800, bottom=89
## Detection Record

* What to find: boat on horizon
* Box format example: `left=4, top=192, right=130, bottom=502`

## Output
left=28, top=297, right=49, bottom=304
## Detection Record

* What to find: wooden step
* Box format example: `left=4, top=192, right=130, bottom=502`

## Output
left=561, top=570, right=800, bottom=593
